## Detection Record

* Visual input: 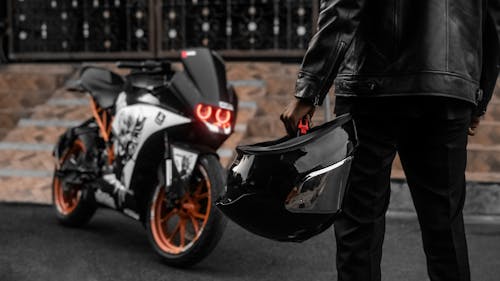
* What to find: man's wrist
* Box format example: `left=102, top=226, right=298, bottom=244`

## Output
left=295, top=96, right=316, bottom=107
left=295, top=71, right=322, bottom=106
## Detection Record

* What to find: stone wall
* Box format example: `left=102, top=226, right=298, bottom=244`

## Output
left=0, top=64, right=75, bottom=138
left=0, top=62, right=500, bottom=215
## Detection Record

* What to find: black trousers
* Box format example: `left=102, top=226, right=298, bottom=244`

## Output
left=334, top=97, right=472, bottom=281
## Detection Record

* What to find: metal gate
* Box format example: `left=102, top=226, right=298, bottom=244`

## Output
left=4, top=0, right=318, bottom=61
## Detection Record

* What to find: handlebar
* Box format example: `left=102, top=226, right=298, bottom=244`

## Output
left=116, top=60, right=171, bottom=71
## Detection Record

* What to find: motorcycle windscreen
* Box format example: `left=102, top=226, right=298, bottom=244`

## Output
left=180, top=48, right=232, bottom=106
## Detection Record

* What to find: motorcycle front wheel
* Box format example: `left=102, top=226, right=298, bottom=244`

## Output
left=146, top=154, right=227, bottom=267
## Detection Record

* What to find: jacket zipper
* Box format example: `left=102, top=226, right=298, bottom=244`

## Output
left=394, top=0, right=401, bottom=54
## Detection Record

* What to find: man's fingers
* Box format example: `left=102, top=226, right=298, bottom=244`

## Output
left=285, top=117, right=297, bottom=136
left=281, top=98, right=315, bottom=136
left=280, top=112, right=294, bottom=136
left=468, top=125, right=478, bottom=136
left=468, top=128, right=476, bottom=136
left=468, top=116, right=481, bottom=136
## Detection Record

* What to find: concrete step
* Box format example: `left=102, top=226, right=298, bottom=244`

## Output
left=29, top=104, right=89, bottom=121
left=392, top=167, right=500, bottom=183
left=0, top=64, right=74, bottom=93
left=0, top=73, right=65, bottom=93
left=488, top=78, right=500, bottom=102
left=0, top=104, right=89, bottom=125
left=3, top=126, right=67, bottom=144
left=0, top=177, right=52, bottom=204
left=0, top=149, right=54, bottom=171
left=0, top=128, right=8, bottom=140
left=482, top=99, right=500, bottom=121
left=0, top=111, right=28, bottom=128
left=0, top=65, right=75, bottom=138
left=389, top=179, right=500, bottom=215
left=466, top=144, right=500, bottom=173
left=0, top=90, right=55, bottom=109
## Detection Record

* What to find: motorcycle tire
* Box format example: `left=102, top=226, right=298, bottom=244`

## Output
left=146, top=154, right=227, bottom=267
left=53, top=139, right=97, bottom=227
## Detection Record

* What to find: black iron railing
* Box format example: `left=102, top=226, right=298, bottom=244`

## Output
left=6, top=0, right=318, bottom=61
left=0, top=0, right=7, bottom=62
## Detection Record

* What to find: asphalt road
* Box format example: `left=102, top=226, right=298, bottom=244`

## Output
left=1, top=203, right=500, bottom=281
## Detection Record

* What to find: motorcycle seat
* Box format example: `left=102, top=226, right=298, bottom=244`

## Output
left=78, top=66, right=125, bottom=109
left=126, top=72, right=165, bottom=90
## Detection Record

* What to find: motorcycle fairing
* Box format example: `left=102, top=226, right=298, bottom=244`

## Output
left=78, top=66, right=125, bottom=109
left=169, top=71, right=204, bottom=110
left=181, top=48, right=230, bottom=106
left=170, top=48, right=236, bottom=111
left=112, top=104, right=191, bottom=189
left=169, top=73, right=233, bottom=135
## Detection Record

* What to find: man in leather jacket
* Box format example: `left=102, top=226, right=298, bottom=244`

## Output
left=281, top=0, right=500, bottom=280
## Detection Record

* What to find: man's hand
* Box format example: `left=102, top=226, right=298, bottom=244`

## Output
left=280, top=99, right=315, bottom=136
left=468, top=116, right=481, bottom=136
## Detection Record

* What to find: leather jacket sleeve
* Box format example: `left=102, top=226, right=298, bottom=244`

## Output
left=295, top=0, right=366, bottom=106
left=490, top=0, right=500, bottom=41
left=477, top=2, right=500, bottom=116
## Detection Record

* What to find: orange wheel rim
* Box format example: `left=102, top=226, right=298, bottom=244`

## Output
left=54, top=140, right=85, bottom=215
left=150, top=165, right=212, bottom=254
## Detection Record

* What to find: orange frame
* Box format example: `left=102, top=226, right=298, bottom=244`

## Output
left=89, top=97, right=115, bottom=164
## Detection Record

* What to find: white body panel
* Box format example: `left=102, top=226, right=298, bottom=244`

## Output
left=112, top=104, right=191, bottom=188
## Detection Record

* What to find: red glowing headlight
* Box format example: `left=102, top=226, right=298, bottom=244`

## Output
left=195, top=104, right=233, bottom=128
left=196, top=104, right=212, bottom=121
left=215, top=108, right=231, bottom=124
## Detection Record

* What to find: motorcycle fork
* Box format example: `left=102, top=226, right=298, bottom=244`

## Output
left=163, top=133, right=182, bottom=209
left=163, top=133, right=200, bottom=208
left=164, top=132, right=173, bottom=191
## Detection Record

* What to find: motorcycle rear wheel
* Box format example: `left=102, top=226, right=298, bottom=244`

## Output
left=146, top=154, right=227, bottom=267
left=53, top=139, right=96, bottom=227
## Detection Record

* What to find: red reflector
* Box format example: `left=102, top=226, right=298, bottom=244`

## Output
left=181, top=50, right=188, bottom=59
left=215, top=108, right=231, bottom=124
left=196, top=104, right=212, bottom=120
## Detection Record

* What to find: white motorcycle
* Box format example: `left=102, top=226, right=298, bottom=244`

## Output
left=52, top=48, right=236, bottom=267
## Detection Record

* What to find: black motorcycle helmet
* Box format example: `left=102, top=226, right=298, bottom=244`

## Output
left=216, top=114, right=358, bottom=242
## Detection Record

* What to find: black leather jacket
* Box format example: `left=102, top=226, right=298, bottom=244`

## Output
left=295, top=0, right=500, bottom=116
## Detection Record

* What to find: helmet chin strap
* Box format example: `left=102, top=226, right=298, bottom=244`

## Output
left=297, top=116, right=311, bottom=136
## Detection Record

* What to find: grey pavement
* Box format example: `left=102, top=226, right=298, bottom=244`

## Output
left=1, top=203, right=499, bottom=281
